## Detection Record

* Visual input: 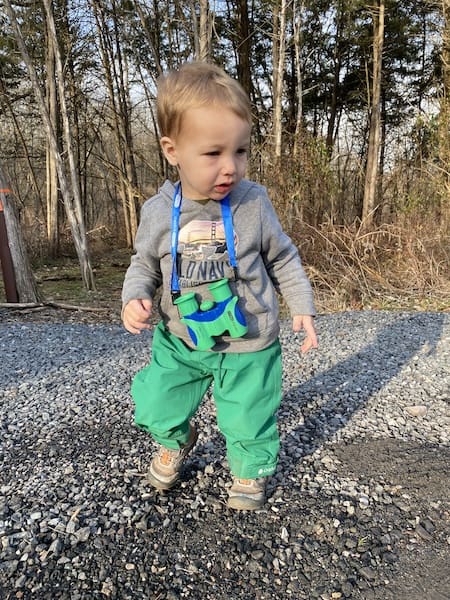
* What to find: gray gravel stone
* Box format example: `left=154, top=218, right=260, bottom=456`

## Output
left=1, top=311, right=449, bottom=599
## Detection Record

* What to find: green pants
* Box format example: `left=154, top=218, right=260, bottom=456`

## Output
left=132, top=322, right=282, bottom=479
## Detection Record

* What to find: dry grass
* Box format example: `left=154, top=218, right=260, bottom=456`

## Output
left=294, top=215, right=450, bottom=313
left=260, top=134, right=450, bottom=314
left=3, top=216, right=446, bottom=318
left=1, top=214, right=449, bottom=317
left=2, top=154, right=449, bottom=316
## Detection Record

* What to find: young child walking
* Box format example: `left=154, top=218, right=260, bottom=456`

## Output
left=122, top=61, right=318, bottom=510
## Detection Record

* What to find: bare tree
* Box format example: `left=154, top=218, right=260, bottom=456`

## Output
left=199, top=0, right=212, bottom=61
left=0, top=78, right=43, bottom=214
left=362, top=0, right=385, bottom=225
left=45, top=12, right=60, bottom=257
left=190, top=0, right=213, bottom=61
left=325, top=1, right=346, bottom=155
left=293, top=0, right=304, bottom=158
left=91, top=0, right=140, bottom=247
left=236, top=0, right=252, bottom=97
left=134, top=0, right=163, bottom=77
left=272, top=0, right=288, bottom=159
left=4, top=0, right=96, bottom=290
left=439, top=0, right=450, bottom=201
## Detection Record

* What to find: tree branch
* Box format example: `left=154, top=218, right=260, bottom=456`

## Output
left=0, top=302, right=109, bottom=313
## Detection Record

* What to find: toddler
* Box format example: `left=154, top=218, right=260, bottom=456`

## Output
left=122, top=61, right=318, bottom=510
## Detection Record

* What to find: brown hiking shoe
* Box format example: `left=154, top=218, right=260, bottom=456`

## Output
left=147, top=425, right=198, bottom=490
left=227, top=478, right=266, bottom=510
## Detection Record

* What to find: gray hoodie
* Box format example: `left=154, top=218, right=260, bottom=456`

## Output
left=122, top=179, right=315, bottom=352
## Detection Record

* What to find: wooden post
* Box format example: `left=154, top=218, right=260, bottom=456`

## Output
left=0, top=195, right=19, bottom=303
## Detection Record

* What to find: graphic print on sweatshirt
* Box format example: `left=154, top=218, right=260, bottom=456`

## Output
left=177, top=219, right=236, bottom=287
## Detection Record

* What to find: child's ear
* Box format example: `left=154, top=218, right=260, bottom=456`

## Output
left=160, top=136, right=178, bottom=166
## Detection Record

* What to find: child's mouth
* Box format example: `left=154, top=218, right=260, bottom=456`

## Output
left=215, top=183, right=232, bottom=194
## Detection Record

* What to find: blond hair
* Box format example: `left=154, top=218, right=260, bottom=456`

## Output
left=156, top=62, right=252, bottom=138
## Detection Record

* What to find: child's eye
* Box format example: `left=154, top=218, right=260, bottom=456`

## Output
left=205, top=151, right=220, bottom=156
left=237, top=148, right=248, bottom=155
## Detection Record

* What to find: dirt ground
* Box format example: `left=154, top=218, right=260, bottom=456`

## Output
left=331, top=438, right=450, bottom=600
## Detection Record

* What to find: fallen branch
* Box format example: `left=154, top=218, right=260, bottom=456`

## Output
left=38, top=274, right=80, bottom=282
left=0, top=301, right=109, bottom=313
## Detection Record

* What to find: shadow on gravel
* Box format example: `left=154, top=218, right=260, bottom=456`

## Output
left=274, top=312, right=449, bottom=600
left=279, top=312, right=447, bottom=475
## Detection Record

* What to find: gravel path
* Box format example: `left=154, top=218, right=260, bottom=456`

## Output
left=1, top=311, right=449, bottom=599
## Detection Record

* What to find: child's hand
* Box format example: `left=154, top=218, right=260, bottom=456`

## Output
left=122, top=299, right=153, bottom=334
left=292, top=314, right=318, bottom=354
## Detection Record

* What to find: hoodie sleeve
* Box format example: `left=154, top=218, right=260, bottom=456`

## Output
left=260, top=190, right=316, bottom=317
left=121, top=199, right=163, bottom=308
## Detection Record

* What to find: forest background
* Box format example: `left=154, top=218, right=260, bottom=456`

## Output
left=0, top=0, right=449, bottom=315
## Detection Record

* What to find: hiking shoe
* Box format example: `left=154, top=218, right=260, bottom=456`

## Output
left=227, top=478, right=266, bottom=510
left=147, top=425, right=198, bottom=490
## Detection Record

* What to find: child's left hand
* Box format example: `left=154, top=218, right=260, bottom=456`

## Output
left=292, top=315, right=319, bottom=354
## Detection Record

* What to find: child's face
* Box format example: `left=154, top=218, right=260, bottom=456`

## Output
left=160, top=105, right=251, bottom=201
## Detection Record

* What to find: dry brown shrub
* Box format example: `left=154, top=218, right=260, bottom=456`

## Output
left=256, top=129, right=450, bottom=313
left=289, top=215, right=450, bottom=313
left=251, top=132, right=337, bottom=228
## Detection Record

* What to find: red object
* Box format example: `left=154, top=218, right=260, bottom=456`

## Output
left=0, top=194, right=19, bottom=302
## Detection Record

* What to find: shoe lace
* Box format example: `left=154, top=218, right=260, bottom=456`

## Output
left=159, top=447, right=180, bottom=466
left=234, top=478, right=265, bottom=491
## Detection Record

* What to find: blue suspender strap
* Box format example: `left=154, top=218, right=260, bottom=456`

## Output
left=170, top=183, right=182, bottom=300
left=171, top=188, right=237, bottom=301
left=220, top=194, right=238, bottom=279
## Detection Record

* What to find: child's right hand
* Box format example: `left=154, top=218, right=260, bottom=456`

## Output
left=122, top=299, right=153, bottom=334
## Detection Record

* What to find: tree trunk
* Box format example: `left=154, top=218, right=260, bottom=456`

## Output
left=326, top=4, right=344, bottom=155
left=236, top=0, right=252, bottom=97
left=293, top=0, right=304, bottom=158
left=439, top=0, right=450, bottom=204
left=92, top=0, right=140, bottom=247
left=46, top=19, right=60, bottom=257
left=4, top=0, right=96, bottom=291
left=44, top=0, right=96, bottom=289
left=362, top=0, right=385, bottom=225
left=0, top=77, right=44, bottom=216
left=199, top=0, right=212, bottom=61
left=0, top=168, right=40, bottom=303
left=112, top=3, right=140, bottom=243
left=273, top=0, right=288, bottom=159
left=134, top=0, right=163, bottom=77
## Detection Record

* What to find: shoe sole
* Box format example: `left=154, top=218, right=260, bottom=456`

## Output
left=227, top=496, right=265, bottom=510
left=146, top=469, right=179, bottom=490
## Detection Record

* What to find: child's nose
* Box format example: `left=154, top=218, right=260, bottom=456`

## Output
left=222, top=157, right=236, bottom=175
